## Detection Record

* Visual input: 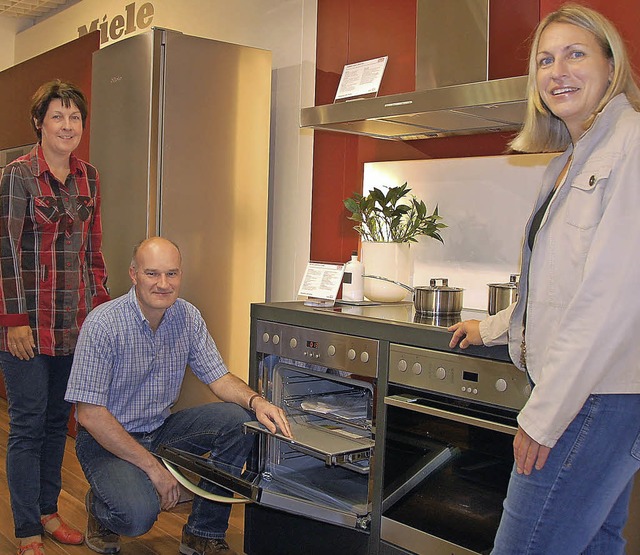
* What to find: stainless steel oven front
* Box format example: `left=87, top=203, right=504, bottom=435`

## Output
left=381, top=344, right=531, bottom=555
left=246, top=320, right=378, bottom=530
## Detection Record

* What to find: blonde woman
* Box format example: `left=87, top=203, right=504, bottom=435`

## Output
left=450, top=5, right=640, bottom=553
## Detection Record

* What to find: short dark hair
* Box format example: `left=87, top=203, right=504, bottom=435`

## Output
left=30, top=79, right=88, bottom=140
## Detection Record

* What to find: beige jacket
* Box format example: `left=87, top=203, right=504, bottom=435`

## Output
left=479, top=94, right=640, bottom=447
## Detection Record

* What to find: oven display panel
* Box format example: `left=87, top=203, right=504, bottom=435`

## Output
left=306, top=340, right=319, bottom=349
left=462, top=370, right=479, bottom=383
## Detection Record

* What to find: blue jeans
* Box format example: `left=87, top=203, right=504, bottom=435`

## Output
left=0, top=352, right=75, bottom=538
left=75, top=402, right=254, bottom=539
left=492, top=394, right=640, bottom=555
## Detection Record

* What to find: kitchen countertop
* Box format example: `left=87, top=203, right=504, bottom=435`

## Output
left=251, top=301, right=512, bottom=363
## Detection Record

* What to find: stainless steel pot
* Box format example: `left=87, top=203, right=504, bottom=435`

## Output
left=487, top=274, right=519, bottom=315
left=364, top=275, right=463, bottom=315
left=415, top=278, right=463, bottom=315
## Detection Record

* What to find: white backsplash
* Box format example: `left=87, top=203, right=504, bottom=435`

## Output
left=362, top=153, right=557, bottom=311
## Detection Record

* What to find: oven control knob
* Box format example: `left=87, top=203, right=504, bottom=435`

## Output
left=327, top=345, right=336, bottom=356
left=412, top=362, right=423, bottom=375
left=289, top=338, right=298, bottom=349
left=348, top=349, right=357, bottom=360
left=495, top=378, right=508, bottom=392
left=272, top=334, right=280, bottom=345
left=397, top=359, right=408, bottom=372
left=360, top=351, right=369, bottom=363
left=435, top=366, right=446, bottom=380
left=262, top=332, right=270, bottom=343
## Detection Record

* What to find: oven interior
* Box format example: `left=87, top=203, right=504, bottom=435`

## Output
left=245, top=359, right=375, bottom=527
left=382, top=385, right=517, bottom=555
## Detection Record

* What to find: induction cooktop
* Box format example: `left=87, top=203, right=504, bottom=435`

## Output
left=322, top=302, right=488, bottom=329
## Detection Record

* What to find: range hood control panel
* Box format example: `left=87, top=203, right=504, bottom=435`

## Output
left=256, top=320, right=378, bottom=378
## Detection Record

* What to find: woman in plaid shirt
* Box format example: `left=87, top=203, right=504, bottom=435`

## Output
left=0, top=80, right=109, bottom=555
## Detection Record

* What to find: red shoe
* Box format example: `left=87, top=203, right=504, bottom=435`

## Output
left=40, top=513, right=84, bottom=545
left=17, top=541, right=45, bottom=555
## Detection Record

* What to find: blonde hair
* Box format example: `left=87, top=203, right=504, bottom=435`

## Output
left=510, top=3, right=640, bottom=153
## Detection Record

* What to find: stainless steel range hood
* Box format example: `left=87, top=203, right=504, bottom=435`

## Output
left=301, top=0, right=528, bottom=141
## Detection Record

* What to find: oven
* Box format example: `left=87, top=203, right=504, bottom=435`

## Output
left=381, top=344, right=531, bottom=555
left=242, top=319, right=381, bottom=554
left=161, top=316, right=381, bottom=554
left=158, top=301, right=533, bottom=555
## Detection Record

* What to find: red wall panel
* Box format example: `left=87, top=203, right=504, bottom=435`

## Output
left=490, top=0, right=540, bottom=78
left=311, top=1, right=539, bottom=265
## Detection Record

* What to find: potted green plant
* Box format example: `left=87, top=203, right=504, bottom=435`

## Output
left=343, top=183, right=446, bottom=302
left=343, top=182, right=445, bottom=243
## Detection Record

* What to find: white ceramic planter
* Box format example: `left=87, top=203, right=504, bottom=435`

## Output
left=361, top=242, right=412, bottom=303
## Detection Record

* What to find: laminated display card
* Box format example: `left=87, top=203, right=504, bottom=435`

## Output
left=335, top=56, right=388, bottom=102
left=298, top=262, right=345, bottom=307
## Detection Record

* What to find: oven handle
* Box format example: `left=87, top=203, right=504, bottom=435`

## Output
left=384, top=394, right=518, bottom=435
left=161, top=459, right=251, bottom=504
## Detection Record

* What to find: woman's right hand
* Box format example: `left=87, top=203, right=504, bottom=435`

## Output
left=448, top=319, right=483, bottom=349
left=7, top=325, right=36, bottom=360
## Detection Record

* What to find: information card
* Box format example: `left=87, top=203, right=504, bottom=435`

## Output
left=335, top=56, right=388, bottom=102
left=298, top=262, right=345, bottom=305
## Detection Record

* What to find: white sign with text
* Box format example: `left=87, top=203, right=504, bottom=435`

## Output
left=335, top=56, right=388, bottom=101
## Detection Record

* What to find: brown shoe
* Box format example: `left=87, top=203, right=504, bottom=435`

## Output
left=84, top=490, right=121, bottom=554
left=179, top=525, right=237, bottom=554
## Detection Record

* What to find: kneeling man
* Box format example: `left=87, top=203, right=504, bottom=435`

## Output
left=65, top=237, right=290, bottom=555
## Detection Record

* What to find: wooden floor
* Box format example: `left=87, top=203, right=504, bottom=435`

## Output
left=0, top=396, right=246, bottom=555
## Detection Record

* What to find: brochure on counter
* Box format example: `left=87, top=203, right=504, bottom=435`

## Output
left=298, top=262, right=345, bottom=307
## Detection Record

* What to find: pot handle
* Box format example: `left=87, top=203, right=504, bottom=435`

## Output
left=429, top=278, right=449, bottom=287
left=363, top=274, right=414, bottom=292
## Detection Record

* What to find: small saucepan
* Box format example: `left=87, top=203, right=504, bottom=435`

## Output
left=487, top=274, right=519, bottom=315
left=364, top=275, right=463, bottom=315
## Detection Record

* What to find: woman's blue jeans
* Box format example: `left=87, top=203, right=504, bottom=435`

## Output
left=75, top=401, right=254, bottom=540
left=492, top=394, right=640, bottom=555
left=0, top=352, right=75, bottom=538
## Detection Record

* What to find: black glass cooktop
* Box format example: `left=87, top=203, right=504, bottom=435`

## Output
left=322, top=302, right=488, bottom=330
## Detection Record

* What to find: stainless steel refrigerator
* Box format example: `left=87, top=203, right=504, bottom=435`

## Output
left=89, top=28, right=271, bottom=406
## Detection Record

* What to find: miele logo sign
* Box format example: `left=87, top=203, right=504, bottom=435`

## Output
left=77, top=2, right=155, bottom=45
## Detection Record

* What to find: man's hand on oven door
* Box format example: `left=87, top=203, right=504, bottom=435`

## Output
left=254, top=397, right=293, bottom=438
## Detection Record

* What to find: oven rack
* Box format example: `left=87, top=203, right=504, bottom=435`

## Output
left=283, top=391, right=372, bottom=431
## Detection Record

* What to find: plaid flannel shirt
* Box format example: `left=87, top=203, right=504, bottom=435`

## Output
left=0, top=144, right=109, bottom=355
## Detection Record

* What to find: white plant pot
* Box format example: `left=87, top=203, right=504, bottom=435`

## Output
left=361, top=242, right=412, bottom=303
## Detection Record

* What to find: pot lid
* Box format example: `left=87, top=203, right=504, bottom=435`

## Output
left=487, top=273, right=519, bottom=288
left=422, top=277, right=463, bottom=292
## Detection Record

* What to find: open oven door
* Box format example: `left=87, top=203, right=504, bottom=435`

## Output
left=157, top=364, right=375, bottom=531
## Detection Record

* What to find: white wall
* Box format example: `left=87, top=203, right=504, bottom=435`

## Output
left=363, top=153, right=556, bottom=310
left=0, top=17, right=32, bottom=71
left=8, top=0, right=316, bottom=302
